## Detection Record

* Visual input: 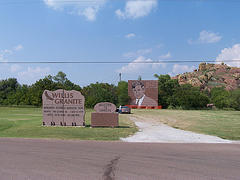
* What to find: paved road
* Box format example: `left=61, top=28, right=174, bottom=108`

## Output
left=0, top=138, right=240, bottom=180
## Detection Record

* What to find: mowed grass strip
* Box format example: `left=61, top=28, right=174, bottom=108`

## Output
left=0, top=107, right=137, bottom=140
left=133, top=109, right=240, bottom=140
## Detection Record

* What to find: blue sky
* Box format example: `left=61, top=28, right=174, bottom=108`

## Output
left=0, top=0, right=240, bottom=86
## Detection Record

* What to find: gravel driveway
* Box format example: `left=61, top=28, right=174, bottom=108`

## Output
left=121, top=116, right=233, bottom=143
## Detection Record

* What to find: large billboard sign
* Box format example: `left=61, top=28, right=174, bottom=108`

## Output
left=42, top=89, right=85, bottom=126
left=128, top=80, right=158, bottom=106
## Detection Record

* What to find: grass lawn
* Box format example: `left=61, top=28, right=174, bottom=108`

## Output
left=0, top=107, right=137, bottom=140
left=133, top=109, right=240, bottom=140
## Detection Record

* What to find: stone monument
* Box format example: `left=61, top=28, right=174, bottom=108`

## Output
left=91, top=102, right=119, bottom=127
left=42, top=89, right=85, bottom=126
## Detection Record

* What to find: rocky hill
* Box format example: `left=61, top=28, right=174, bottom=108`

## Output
left=173, top=63, right=240, bottom=91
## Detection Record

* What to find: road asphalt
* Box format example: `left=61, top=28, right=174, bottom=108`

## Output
left=0, top=138, right=240, bottom=180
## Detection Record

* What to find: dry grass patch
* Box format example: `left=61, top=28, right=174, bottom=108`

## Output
left=132, top=109, right=240, bottom=140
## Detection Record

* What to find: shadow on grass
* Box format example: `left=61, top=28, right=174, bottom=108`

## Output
left=41, top=125, right=130, bottom=128
left=88, top=126, right=130, bottom=128
left=117, top=126, right=130, bottom=128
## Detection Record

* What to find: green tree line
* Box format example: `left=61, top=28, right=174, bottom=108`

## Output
left=0, top=72, right=239, bottom=110
left=154, top=74, right=240, bottom=110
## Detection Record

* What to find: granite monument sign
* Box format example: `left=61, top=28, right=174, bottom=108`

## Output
left=94, top=102, right=117, bottom=113
left=42, top=89, right=85, bottom=126
left=91, top=102, right=118, bottom=127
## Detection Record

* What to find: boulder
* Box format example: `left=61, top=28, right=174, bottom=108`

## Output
left=206, top=71, right=214, bottom=80
left=199, top=63, right=207, bottom=71
left=188, top=78, right=203, bottom=87
left=233, top=73, right=240, bottom=80
left=199, top=75, right=208, bottom=82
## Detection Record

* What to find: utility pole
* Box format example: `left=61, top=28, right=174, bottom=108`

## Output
left=138, top=75, right=142, bottom=81
left=119, top=73, right=122, bottom=82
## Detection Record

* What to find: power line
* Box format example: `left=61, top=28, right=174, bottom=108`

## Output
left=0, top=0, right=239, bottom=5
left=0, top=0, right=106, bottom=4
left=1, top=60, right=240, bottom=64
left=0, top=0, right=152, bottom=5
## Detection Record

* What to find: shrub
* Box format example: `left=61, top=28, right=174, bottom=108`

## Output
left=210, top=87, right=231, bottom=109
left=170, top=84, right=210, bottom=109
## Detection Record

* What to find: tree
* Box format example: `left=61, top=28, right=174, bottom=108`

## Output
left=0, top=78, right=19, bottom=105
left=82, top=82, right=118, bottom=108
left=154, top=74, right=179, bottom=108
left=6, top=84, right=30, bottom=105
left=28, top=72, right=81, bottom=106
left=52, top=71, right=81, bottom=90
left=53, top=71, right=67, bottom=85
left=229, top=88, right=240, bottom=110
left=210, top=87, right=231, bottom=109
left=170, top=84, right=210, bottom=109
left=117, top=81, right=130, bottom=106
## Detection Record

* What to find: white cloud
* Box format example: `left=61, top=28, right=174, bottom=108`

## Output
left=116, top=0, right=157, bottom=19
left=137, top=48, right=152, bottom=55
left=0, top=52, right=5, bottom=61
left=0, top=49, right=12, bottom=61
left=0, top=45, right=23, bottom=62
left=81, top=7, right=98, bottom=21
left=18, top=67, right=51, bottom=84
left=0, top=45, right=23, bottom=61
left=189, top=30, right=222, bottom=44
left=159, top=52, right=171, bottom=59
left=172, top=64, right=195, bottom=75
left=199, top=30, right=222, bottom=43
left=43, top=0, right=106, bottom=21
left=216, top=44, right=240, bottom=67
left=152, top=60, right=166, bottom=69
left=125, top=33, right=136, bottom=39
left=10, top=64, right=22, bottom=73
left=123, top=48, right=152, bottom=58
left=115, top=9, right=125, bottom=18
left=2, top=49, right=12, bottom=55
left=117, top=56, right=165, bottom=74
left=0, top=45, right=49, bottom=85
left=14, top=44, right=23, bottom=51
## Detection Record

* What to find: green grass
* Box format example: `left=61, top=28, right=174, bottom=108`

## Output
left=0, top=107, right=137, bottom=140
left=133, top=109, right=240, bottom=140
left=2, top=107, right=239, bottom=141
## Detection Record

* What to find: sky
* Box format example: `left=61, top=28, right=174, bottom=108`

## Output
left=0, top=0, right=240, bottom=86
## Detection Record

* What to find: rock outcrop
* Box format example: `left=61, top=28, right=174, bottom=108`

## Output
left=173, top=63, right=240, bottom=91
